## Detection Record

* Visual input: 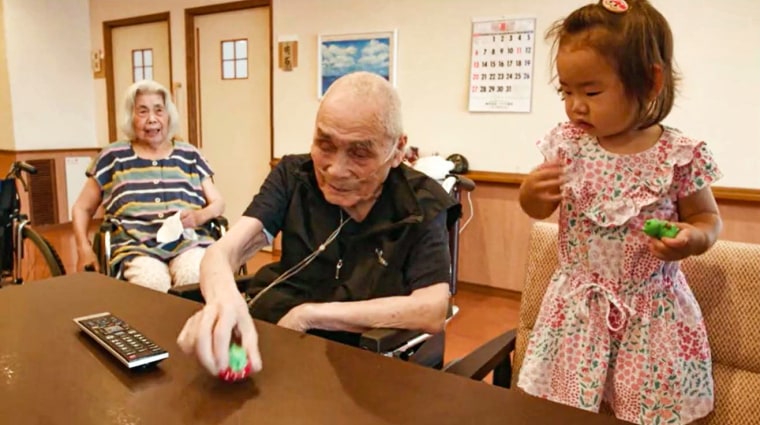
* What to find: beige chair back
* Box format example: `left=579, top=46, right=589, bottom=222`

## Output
left=512, top=222, right=559, bottom=386
left=513, top=221, right=760, bottom=424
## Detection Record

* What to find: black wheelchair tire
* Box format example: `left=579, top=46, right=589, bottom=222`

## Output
left=22, top=226, right=66, bottom=277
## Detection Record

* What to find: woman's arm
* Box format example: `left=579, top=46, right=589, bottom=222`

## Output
left=181, top=177, right=225, bottom=227
left=71, top=178, right=102, bottom=270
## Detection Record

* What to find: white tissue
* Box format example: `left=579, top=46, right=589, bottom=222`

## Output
left=183, top=227, right=198, bottom=241
left=156, top=212, right=198, bottom=243
left=413, top=156, right=454, bottom=181
left=441, top=175, right=457, bottom=193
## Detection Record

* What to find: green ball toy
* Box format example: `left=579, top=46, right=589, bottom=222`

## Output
left=643, top=219, right=680, bottom=239
left=228, top=343, right=248, bottom=372
left=218, top=343, right=253, bottom=382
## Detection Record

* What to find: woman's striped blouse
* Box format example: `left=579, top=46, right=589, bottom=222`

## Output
left=87, top=140, right=217, bottom=272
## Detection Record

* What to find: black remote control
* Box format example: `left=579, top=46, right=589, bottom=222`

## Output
left=73, top=312, right=169, bottom=368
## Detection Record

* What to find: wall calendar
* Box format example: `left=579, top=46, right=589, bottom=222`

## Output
left=468, top=17, right=536, bottom=113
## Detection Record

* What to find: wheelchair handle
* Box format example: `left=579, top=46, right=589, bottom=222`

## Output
left=6, top=161, right=37, bottom=192
left=7, top=161, right=37, bottom=178
left=451, top=175, right=475, bottom=192
left=16, top=161, right=37, bottom=175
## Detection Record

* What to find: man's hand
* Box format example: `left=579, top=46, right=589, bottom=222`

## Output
left=277, top=303, right=315, bottom=332
left=177, top=216, right=270, bottom=377
left=177, top=293, right=262, bottom=376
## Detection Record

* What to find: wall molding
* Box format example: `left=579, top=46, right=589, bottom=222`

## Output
left=466, top=170, right=760, bottom=203
left=268, top=159, right=760, bottom=202
left=0, top=148, right=101, bottom=154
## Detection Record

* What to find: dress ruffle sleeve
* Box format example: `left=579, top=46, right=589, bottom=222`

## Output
left=537, top=122, right=585, bottom=163
left=568, top=128, right=721, bottom=227
left=672, top=140, right=722, bottom=198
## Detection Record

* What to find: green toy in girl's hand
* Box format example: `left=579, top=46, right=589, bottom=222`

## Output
left=218, top=343, right=253, bottom=382
left=643, top=219, right=680, bottom=239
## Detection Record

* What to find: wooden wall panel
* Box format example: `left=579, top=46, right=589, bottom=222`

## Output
left=0, top=149, right=100, bottom=225
left=26, top=158, right=57, bottom=225
left=458, top=182, right=760, bottom=293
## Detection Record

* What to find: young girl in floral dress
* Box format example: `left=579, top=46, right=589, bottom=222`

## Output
left=517, top=1, right=722, bottom=423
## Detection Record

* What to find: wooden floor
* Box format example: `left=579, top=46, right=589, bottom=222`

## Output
left=24, top=224, right=520, bottom=378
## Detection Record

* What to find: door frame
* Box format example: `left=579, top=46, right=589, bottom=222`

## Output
left=184, top=0, right=273, bottom=159
left=103, top=12, right=172, bottom=143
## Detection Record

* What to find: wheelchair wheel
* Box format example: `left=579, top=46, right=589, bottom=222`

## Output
left=19, top=226, right=66, bottom=282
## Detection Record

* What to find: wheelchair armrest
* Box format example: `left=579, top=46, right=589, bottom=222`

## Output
left=168, top=283, right=206, bottom=303
left=443, top=328, right=516, bottom=384
left=207, top=216, right=229, bottom=230
left=99, top=219, right=118, bottom=233
left=359, top=304, right=458, bottom=354
left=359, top=328, right=428, bottom=353
left=205, top=215, right=233, bottom=243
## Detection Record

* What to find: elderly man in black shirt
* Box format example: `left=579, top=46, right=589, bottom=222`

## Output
left=178, top=71, right=459, bottom=376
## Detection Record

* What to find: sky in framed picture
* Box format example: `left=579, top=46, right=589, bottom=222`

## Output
left=318, top=30, right=397, bottom=98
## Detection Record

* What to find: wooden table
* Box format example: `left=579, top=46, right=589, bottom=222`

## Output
left=0, top=273, right=626, bottom=424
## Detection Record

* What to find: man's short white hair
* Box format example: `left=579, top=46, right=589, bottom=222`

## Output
left=322, top=71, right=403, bottom=142
left=120, top=80, right=180, bottom=141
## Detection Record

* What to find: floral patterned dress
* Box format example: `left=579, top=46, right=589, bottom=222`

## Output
left=517, top=123, right=721, bottom=424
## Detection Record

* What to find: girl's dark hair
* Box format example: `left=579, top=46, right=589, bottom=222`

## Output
left=547, top=0, right=678, bottom=128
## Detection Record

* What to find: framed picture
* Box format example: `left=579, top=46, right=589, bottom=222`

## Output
left=317, top=30, right=397, bottom=98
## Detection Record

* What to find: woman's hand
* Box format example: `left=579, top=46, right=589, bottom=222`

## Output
left=180, top=209, right=202, bottom=228
left=77, top=246, right=99, bottom=272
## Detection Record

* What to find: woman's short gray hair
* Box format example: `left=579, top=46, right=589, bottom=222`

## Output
left=120, top=80, right=180, bottom=141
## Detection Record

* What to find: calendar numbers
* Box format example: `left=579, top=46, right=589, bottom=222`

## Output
left=469, top=18, right=536, bottom=112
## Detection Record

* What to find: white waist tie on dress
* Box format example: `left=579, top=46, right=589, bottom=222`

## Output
left=563, top=277, right=636, bottom=332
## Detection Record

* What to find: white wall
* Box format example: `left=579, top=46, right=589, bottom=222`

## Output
left=273, top=0, right=760, bottom=189
left=656, top=0, right=760, bottom=189
left=0, top=0, right=14, bottom=150
left=1, top=0, right=757, bottom=188
left=3, top=0, right=97, bottom=150
left=89, top=0, right=247, bottom=147
left=84, top=0, right=760, bottom=189
left=273, top=0, right=568, bottom=173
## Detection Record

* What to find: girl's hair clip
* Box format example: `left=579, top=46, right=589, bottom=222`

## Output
left=601, top=0, right=629, bottom=13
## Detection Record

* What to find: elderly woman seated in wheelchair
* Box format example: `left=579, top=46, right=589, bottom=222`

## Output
left=71, top=80, right=224, bottom=293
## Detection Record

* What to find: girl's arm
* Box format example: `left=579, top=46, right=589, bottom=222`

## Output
left=650, top=187, right=721, bottom=261
left=677, top=186, right=722, bottom=255
left=519, top=161, right=564, bottom=219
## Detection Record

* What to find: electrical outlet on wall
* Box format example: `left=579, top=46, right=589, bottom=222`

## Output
left=91, top=50, right=104, bottom=79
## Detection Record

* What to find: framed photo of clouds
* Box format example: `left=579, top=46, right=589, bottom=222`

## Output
left=317, top=30, right=397, bottom=98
